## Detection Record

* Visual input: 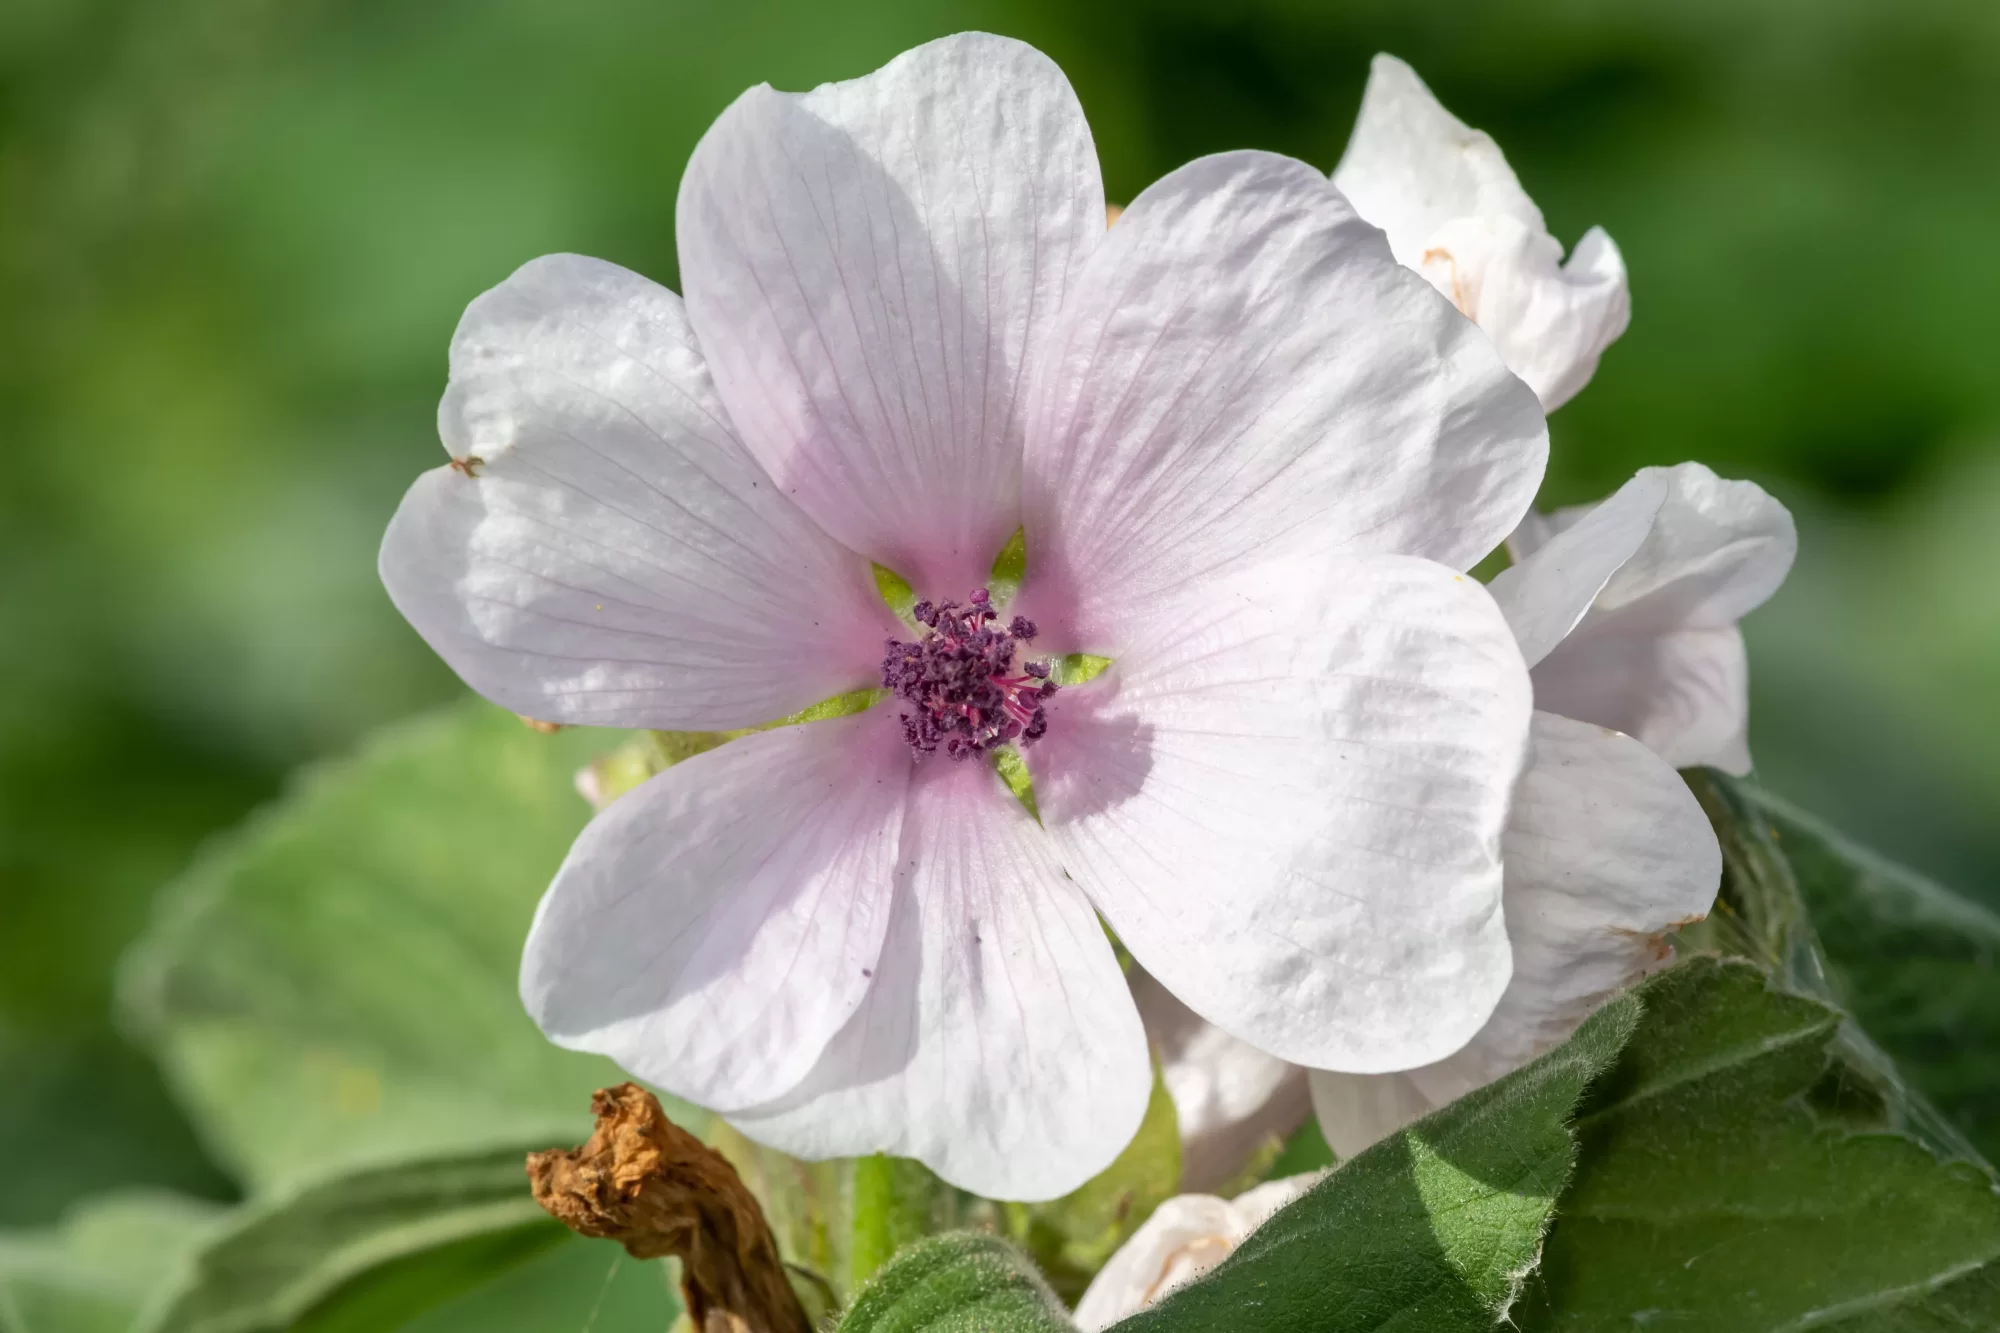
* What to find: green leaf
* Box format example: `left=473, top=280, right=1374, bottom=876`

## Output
left=1115, top=988, right=1641, bottom=1333
left=1692, top=770, right=2000, bottom=1162
left=137, top=1147, right=564, bottom=1333
left=1518, top=957, right=2000, bottom=1330
left=0, top=1192, right=220, bottom=1333
left=1008, top=1069, right=1181, bottom=1304
left=119, top=700, right=657, bottom=1192
left=837, top=1234, right=1073, bottom=1333
left=392, top=1239, right=677, bottom=1333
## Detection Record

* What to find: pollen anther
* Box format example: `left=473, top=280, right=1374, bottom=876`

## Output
left=881, top=589, right=1058, bottom=759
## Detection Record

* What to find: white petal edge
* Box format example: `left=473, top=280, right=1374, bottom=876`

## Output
left=1310, top=710, right=1719, bottom=1155
left=1037, top=553, right=1533, bottom=1073
left=1132, top=970, right=1311, bottom=1193
left=677, top=33, right=1104, bottom=596
left=1488, top=469, right=1668, bottom=667
left=1419, top=217, right=1631, bottom=411
left=1531, top=462, right=1794, bottom=772
left=379, top=254, right=892, bottom=730
left=1020, top=149, right=1546, bottom=652
left=1331, top=54, right=1543, bottom=269
left=1333, top=55, right=1629, bottom=411
left=727, top=754, right=1151, bottom=1202
left=520, top=709, right=909, bottom=1113
left=1072, top=1175, right=1323, bottom=1330
left=1576, top=462, right=1798, bottom=634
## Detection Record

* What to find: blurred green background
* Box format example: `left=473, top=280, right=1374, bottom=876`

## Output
left=3, top=0, right=1997, bottom=1226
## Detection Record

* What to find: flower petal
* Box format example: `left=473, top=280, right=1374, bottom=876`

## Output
left=1572, top=463, right=1797, bottom=634
left=1531, top=463, right=1795, bottom=771
left=1020, top=150, right=1545, bottom=650
left=519, top=710, right=909, bottom=1113
left=1487, top=470, right=1668, bottom=667
left=1307, top=1069, right=1435, bottom=1162
left=379, top=255, right=892, bottom=730
left=1071, top=1194, right=1245, bottom=1331
left=1132, top=969, right=1311, bottom=1193
left=1072, top=1178, right=1319, bottom=1331
left=1038, top=554, right=1533, bottom=1073
left=1532, top=626, right=1754, bottom=774
left=1310, top=711, right=1719, bottom=1155
left=677, top=34, right=1104, bottom=596
left=1419, top=218, right=1630, bottom=411
left=1331, top=54, right=1543, bottom=269
left=727, top=755, right=1151, bottom=1202
left=1333, top=55, right=1629, bottom=411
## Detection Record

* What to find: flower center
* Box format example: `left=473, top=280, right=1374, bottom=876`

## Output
left=881, top=589, right=1057, bottom=760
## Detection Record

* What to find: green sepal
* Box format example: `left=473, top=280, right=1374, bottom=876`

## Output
left=986, top=529, right=1028, bottom=609
left=1049, top=654, right=1112, bottom=687
left=874, top=563, right=919, bottom=625
left=991, top=746, right=1040, bottom=823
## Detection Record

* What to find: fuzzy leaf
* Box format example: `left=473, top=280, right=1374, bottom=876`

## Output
left=837, top=1234, right=1073, bottom=1333
left=128, top=1147, right=680, bottom=1333
left=119, top=701, right=674, bottom=1192
left=1692, top=770, right=2000, bottom=1162
left=1114, top=987, right=1642, bottom=1332
left=1518, top=957, right=2000, bottom=1330
left=0, top=1193, right=219, bottom=1333
left=137, top=1147, right=561, bottom=1332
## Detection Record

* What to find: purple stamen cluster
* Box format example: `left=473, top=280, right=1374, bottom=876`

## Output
left=881, top=589, right=1058, bottom=760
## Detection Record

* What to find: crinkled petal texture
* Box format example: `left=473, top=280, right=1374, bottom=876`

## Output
left=1332, top=54, right=1629, bottom=411
left=727, top=755, right=1150, bottom=1202
left=1310, top=710, right=1719, bottom=1155
left=1072, top=1176, right=1322, bottom=1331
left=1131, top=969, right=1310, bottom=1193
left=1021, top=148, right=1546, bottom=651
left=1516, top=462, right=1796, bottom=772
left=521, top=711, right=910, bottom=1114
left=379, top=255, right=892, bottom=729
left=1034, top=554, right=1533, bottom=1074
left=678, top=32, right=1104, bottom=595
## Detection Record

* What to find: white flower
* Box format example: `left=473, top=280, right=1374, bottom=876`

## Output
left=379, top=33, right=1546, bottom=1200
left=1071, top=1175, right=1324, bottom=1330
left=1494, top=462, right=1800, bottom=774
left=1333, top=54, right=1630, bottom=411
left=1141, top=464, right=1794, bottom=1165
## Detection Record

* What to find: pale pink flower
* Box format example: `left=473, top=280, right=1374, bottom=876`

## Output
left=379, top=33, right=1546, bottom=1200
left=1334, top=55, right=1630, bottom=411
left=1147, top=465, right=1793, bottom=1166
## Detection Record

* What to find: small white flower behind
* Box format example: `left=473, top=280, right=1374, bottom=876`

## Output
left=1072, top=1174, right=1326, bottom=1330
left=1333, top=54, right=1631, bottom=411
